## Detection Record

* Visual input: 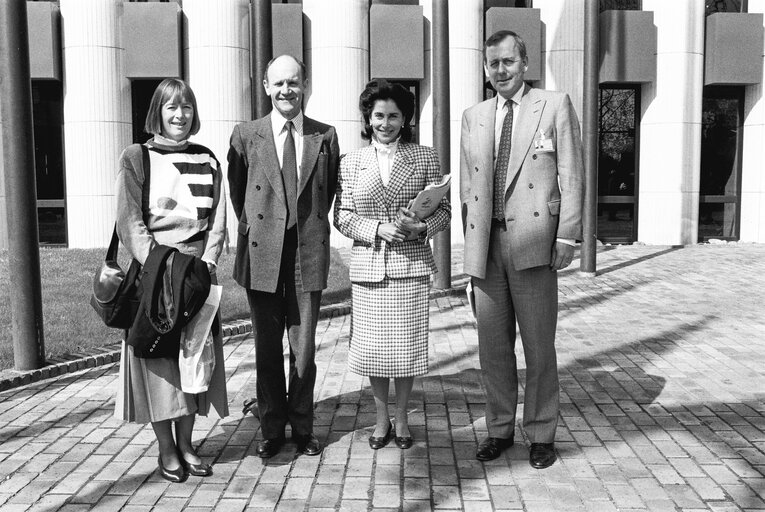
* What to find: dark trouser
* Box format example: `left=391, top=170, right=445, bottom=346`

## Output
left=472, top=222, right=559, bottom=443
left=246, top=227, right=321, bottom=439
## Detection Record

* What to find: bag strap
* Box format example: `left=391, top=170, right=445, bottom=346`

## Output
left=140, top=144, right=150, bottom=226
left=105, top=226, right=120, bottom=262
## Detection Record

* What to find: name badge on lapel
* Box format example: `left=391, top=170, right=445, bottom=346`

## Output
left=534, top=129, right=555, bottom=153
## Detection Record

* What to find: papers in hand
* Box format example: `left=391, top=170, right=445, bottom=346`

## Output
left=408, top=174, right=451, bottom=220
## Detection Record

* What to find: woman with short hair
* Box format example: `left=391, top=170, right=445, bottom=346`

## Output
left=114, top=78, right=228, bottom=482
left=334, top=79, right=451, bottom=450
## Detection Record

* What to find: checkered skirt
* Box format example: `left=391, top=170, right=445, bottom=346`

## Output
left=348, top=275, right=430, bottom=378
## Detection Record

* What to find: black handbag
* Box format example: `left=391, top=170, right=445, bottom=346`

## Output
left=90, top=227, right=142, bottom=329
left=90, top=144, right=149, bottom=329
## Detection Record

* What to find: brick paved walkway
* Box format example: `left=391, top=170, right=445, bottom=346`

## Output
left=1, top=244, right=765, bottom=511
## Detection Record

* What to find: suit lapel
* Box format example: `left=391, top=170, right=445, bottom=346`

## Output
left=476, top=97, right=498, bottom=178
left=299, top=116, right=323, bottom=195
left=254, top=115, right=286, bottom=206
left=505, top=87, right=544, bottom=193
left=384, top=143, right=417, bottom=206
left=358, top=145, right=387, bottom=211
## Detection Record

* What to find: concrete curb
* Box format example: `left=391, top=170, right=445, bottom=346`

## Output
left=0, top=279, right=469, bottom=393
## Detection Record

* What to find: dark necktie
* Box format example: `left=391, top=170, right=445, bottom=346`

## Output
left=493, top=100, right=513, bottom=220
left=282, top=120, right=298, bottom=229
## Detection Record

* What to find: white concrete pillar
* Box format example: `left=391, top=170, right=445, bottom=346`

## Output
left=639, top=0, right=704, bottom=244
left=303, top=0, right=368, bottom=156
left=183, top=0, right=251, bottom=245
left=448, top=0, right=483, bottom=244
left=60, top=0, right=131, bottom=248
left=303, top=0, right=368, bottom=248
left=741, top=1, right=765, bottom=242
left=535, top=0, right=584, bottom=116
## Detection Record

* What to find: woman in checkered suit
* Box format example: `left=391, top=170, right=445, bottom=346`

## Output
left=334, top=79, right=451, bottom=450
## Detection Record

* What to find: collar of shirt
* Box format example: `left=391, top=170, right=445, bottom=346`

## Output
left=371, top=137, right=400, bottom=187
left=493, top=86, right=525, bottom=158
left=270, top=110, right=304, bottom=177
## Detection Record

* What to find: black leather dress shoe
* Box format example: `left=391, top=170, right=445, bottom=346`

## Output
left=476, top=436, right=514, bottom=461
left=294, top=434, right=323, bottom=456
left=256, top=437, right=285, bottom=458
left=368, top=422, right=393, bottom=450
left=529, top=442, right=556, bottom=469
left=158, top=454, right=188, bottom=483
left=394, top=429, right=413, bottom=450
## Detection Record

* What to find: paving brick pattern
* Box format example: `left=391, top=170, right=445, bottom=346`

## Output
left=1, top=244, right=765, bottom=511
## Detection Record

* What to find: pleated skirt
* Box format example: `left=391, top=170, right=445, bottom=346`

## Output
left=348, top=275, right=430, bottom=378
left=114, top=240, right=229, bottom=424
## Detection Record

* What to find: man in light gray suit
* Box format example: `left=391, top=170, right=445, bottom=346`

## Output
left=459, top=31, right=584, bottom=469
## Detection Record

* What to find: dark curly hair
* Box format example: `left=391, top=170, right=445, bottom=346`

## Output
left=359, top=79, right=415, bottom=143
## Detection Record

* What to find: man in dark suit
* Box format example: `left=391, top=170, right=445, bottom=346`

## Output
left=228, top=54, right=340, bottom=458
left=460, top=31, right=584, bottom=469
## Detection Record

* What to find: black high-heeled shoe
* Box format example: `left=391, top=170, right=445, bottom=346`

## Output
left=158, top=454, right=188, bottom=483
left=368, top=422, right=393, bottom=450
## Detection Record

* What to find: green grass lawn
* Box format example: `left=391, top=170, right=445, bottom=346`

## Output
left=0, top=247, right=350, bottom=371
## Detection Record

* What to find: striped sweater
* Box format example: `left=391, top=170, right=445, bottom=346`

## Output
left=115, top=140, right=226, bottom=266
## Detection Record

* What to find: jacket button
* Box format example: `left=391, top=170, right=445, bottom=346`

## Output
left=474, top=195, right=478, bottom=201
left=470, top=223, right=475, bottom=229
left=251, top=241, right=258, bottom=247
left=322, top=240, right=326, bottom=245
left=508, top=217, right=515, bottom=222
left=257, top=214, right=263, bottom=219
left=183, top=311, right=189, bottom=317
left=534, top=212, right=539, bottom=217
left=532, top=154, right=538, bottom=160
left=255, top=185, right=261, bottom=190
left=474, top=167, right=479, bottom=173
left=317, top=213, right=321, bottom=218
left=528, top=183, right=534, bottom=189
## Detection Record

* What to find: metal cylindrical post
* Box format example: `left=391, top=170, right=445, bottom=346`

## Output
left=580, top=0, right=598, bottom=275
left=0, top=0, right=46, bottom=370
left=252, top=0, right=272, bottom=119
left=432, top=0, right=451, bottom=289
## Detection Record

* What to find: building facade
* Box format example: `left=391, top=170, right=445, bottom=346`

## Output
left=1, top=0, right=763, bottom=250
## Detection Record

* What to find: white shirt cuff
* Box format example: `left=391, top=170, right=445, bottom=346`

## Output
left=556, top=238, right=576, bottom=246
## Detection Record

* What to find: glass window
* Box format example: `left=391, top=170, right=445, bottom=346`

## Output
left=598, top=86, right=639, bottom=244
left=706, top=0, right=745, bottom=15
left=32, top=81, right=66, bottom=245
left=698, top=87, right=743, bottom=241
left=599, top=0, right=641, bottom=12
left=131, top=79, right=162, bottom=144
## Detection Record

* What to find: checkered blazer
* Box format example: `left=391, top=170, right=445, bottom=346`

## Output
left=334, top=142, right=451, bottom=283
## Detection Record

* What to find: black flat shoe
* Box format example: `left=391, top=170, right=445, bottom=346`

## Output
left=177, top=449, right=213, bottom=477
left=183, top=459, right=213, bottom=477
left=394, top=429, right=413, bottom=450
left=294, top=433, right=323, bottom=456
left=158, top=454, right=188, bottom=483
left=476, top=435, right=514, bottom=461
left=529, top=442, right=556, bottom=469
left=256, top=437, right=285, bottom=458
left=368, top=422, right=393, bottom=450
